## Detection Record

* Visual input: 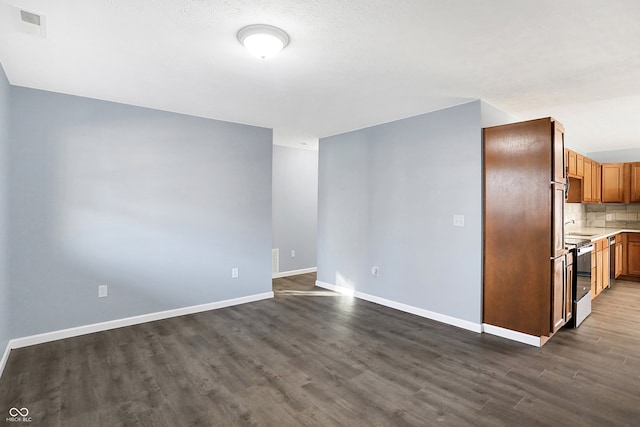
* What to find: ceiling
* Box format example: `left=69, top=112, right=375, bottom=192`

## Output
left=1, top=0, right=639, bottom=153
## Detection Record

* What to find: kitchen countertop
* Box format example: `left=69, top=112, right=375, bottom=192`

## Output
left=566, top=227, right=640, bottom=242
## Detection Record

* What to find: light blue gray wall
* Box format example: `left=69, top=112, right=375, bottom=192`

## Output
left=272, top=145, right=318, bottom=273
left=587, top=148, right=640, bottom=163
left=8, top=87, right=273, bottom=338
left=317, top=101, right=483, bottom=324
left=0, top=63, right=9, bottom=351
left=480, top=101, right=518, bottom=128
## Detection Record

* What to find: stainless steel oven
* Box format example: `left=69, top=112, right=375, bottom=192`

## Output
left=573, top=243, right=593, bottom=327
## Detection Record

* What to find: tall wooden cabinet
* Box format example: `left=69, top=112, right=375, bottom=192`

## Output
left=484, top=117, right=570, bottom=341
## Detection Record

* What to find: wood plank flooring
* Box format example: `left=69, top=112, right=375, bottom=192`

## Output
left=1, top=273, right=639, bottom=426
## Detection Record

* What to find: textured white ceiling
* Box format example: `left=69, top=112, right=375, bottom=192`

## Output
left=1, top=0, right=639, bottom=153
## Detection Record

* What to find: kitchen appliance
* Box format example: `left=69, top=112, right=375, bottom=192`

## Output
left=570, top=239, right=593, bottom=327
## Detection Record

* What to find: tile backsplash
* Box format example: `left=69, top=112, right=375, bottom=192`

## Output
left=565, top=203, right=587, bottom=230
left=563, top=204, right=640, bottom=229
left=584, top=204, right=640, bottom=229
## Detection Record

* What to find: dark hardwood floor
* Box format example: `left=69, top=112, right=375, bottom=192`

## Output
left=1, top=273, right=639, bottom=426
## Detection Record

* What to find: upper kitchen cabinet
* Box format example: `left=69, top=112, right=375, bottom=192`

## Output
left=566, top=148, right=599, bottom=204
left=630, top=162, right=640, bottom=203
left=583, top=158, right=593, bottom=202
left=594, top=162, right=601, bottom=202
left=583, top=160, right=600, bottom=203
left=577, top=153, right=584, bottom=176
left=601, top=163, right=625, bottom=203
left=570, top=154, right=600, bottom=203
left=569, top=157, right=640, bottom=204
left=484, top=117, right=568, bottom=344
left=567, top=150, right=576, bottom=175
left=598, top=162, right=640, bottom=204
left=566, top=149, right=584, bottom=178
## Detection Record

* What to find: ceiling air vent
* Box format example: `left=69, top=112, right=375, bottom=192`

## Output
left=20, top=10, right=41, bottom=26
left=18, top=8, right=46, bottom=37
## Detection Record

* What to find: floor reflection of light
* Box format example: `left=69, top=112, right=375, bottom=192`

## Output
left=275, top=290, right=340, bottom=297
left=335, top=272, right=355, bottom=297
left=334, top=272, right=355, bottom=311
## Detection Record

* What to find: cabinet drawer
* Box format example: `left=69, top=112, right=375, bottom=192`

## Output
left=628, top=233, right=640, bottom=243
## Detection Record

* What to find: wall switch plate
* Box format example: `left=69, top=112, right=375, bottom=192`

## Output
left=291, top=250, right=296, bottom=258
left=371, top=266, right=379, bottom=277
left=232, top=268, right=239, bottom=279
left=453, top=214, right=465, bottom=227
left=98, top=285, right=108, bottom=298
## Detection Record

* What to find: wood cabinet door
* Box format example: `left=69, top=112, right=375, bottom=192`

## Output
left=596, top=252, right=601, bottom=295
left=567, top=150, right=577, bottom=175
left=583, top=159, right=593, bottom=202
left=553, top=121, right=565, bottom=183
left=615, top=237, right=624, bottom=278
left=595, top=163, right=601, bottom=202
left=602, top=163, right=625, bottom=203
left=603, top=245, right=609, bottom=290
left=551, top=256, right=566, bottom=333
left=577, top=154, right=584, bottom=177
left=595, top=241, right=609, bottom=293
left=591, top=250, right=597, bottom=298
left=627, top=234, right=640, bottom=276
left=629, top=162, right=640, bottom=203
left=552, top=183, right=565, bottom=257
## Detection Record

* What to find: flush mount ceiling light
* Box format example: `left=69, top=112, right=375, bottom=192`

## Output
left=237, top=24, right=289, bottom=60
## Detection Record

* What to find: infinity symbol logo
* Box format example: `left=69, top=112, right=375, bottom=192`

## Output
left=9, top=407, right=29, bottom=417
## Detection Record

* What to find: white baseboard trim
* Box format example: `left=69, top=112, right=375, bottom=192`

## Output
left=482, top=323, right=542, bottom=347
left=316, top=280, right=482, bottom=334
left=6, top=292, right=274, bottom=353
left=0, top=340, right=11, bottom=381
left=272, top=267, right=317, bottom=279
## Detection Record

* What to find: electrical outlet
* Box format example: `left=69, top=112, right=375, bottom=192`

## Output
left=606, top=213, right=614, bottom=221
left=291, top=250, right=296, bottom=258
left=232, top=268, right=239, bottom=279
left=453, top=214, right=465, bottom=227
left=98, top=285, right=108, bottom=298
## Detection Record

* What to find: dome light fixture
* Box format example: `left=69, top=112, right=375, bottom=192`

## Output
left=237, top=24, right=289, bottom=60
